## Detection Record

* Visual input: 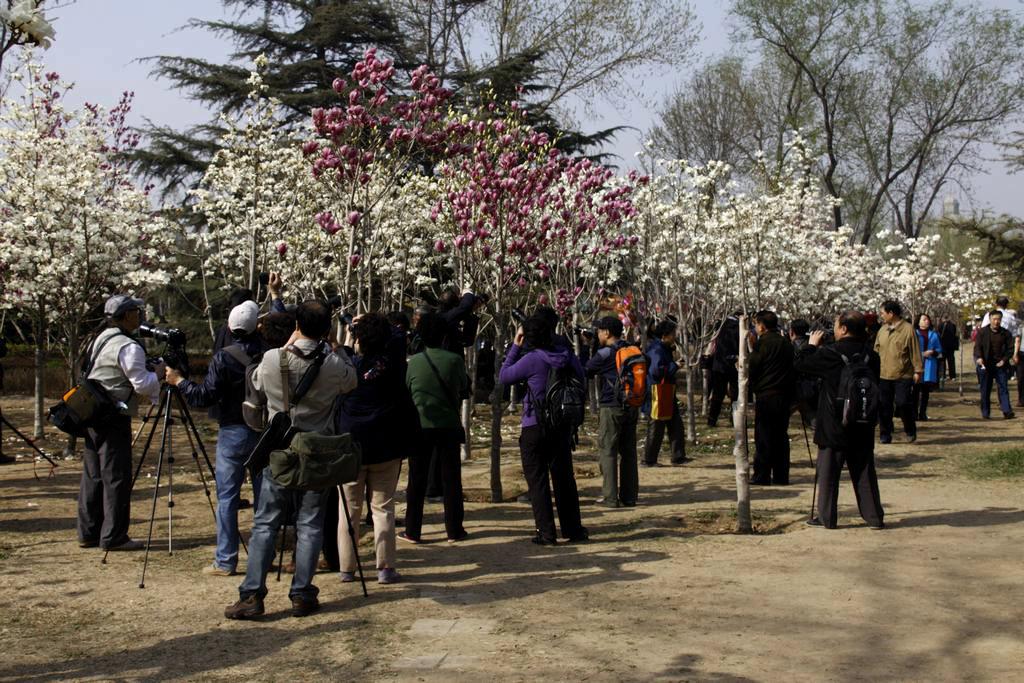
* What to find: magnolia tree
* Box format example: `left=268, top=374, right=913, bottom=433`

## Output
left=303, top=49, right=454, bottom=312
left=0, top=61, right=175, bottom=436
left=189, top=61, right=327, bottom=331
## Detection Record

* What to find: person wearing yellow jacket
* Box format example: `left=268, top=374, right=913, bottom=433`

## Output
left=874, top=301, right=924, bottom=444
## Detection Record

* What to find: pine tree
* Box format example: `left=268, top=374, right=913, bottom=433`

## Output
left=136, top=0, right=408, bottom=198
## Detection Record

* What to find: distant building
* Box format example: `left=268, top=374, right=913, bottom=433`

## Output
left=942, top=195, right=960, bottom=217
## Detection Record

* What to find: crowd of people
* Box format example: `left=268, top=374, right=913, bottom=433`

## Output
left=62, top=276, right=1022, bottom=619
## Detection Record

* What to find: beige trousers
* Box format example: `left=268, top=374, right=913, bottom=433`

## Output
left=339, top=459, right=401, bottom=572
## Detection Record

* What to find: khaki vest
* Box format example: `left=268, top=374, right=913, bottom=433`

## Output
left=87, top=328, right=141, bottom=411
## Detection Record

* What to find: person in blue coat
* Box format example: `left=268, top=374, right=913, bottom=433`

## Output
left=643, top=319, right=688, bottom=466
left=912, top=313, right=943, bottom=421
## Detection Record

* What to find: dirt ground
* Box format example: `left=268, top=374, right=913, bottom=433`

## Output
left=1, top=376, right=1022, bottom=682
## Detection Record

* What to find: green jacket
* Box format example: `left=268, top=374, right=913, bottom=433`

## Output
left=406, top=348, right=469, bottom=430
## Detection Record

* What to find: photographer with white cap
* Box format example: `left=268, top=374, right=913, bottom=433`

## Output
left=166, top=300, right=265, bottom=576
left=77, top=294, right=164, bottom=552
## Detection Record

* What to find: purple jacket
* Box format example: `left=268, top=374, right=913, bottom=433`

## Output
left=499, top=343, right=584, bottom=427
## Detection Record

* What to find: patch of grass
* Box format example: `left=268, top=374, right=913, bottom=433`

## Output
left=960, top=448, right=1024, bottom=480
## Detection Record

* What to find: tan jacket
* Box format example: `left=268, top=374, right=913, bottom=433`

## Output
left=253, top=338, right=357, bottom=434
left=874, top=319, right=924, bottom=381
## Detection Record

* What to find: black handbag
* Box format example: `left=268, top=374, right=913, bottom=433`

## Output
left=48, top=333, right=130, bottom=436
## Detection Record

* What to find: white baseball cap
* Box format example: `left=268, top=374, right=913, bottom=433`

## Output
left=228, top=301, right=259, bottom=334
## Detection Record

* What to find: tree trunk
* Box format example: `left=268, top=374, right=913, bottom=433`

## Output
left=461, top=343, right=477, bottom=462
left=33, top=313, right=45, bottom=438
left=489, top=322, right=506, bottom=503
left=701, top=368, right=710, bottom=417
left=684, top=363, right=697, bottom=443
left=733, top=314, right=752, bottom=533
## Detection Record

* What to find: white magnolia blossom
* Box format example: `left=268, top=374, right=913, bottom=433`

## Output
left=1, top=1, right=55, bottom=48
left=0, top=61, right=175, bottom=332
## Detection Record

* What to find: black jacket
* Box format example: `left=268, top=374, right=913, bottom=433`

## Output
left=973, top=326, right=1013, bottom=366
left=712, top=317, right=740, bottom=374
left=335, top=341, right=420, bottom=465
left=442, top=292, right=479, bottom=357
left=748, top=331, right=794, bottom=399
left=794, top=338, right=880, bottom=449
left=585, top=340, right=634, bottom=407
left=938, top=321, right=959, bottom=352
left=178, top=337, right=265, bottom=427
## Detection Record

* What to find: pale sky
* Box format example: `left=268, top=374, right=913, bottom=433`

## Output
left=36, top=0, right=1024, bottom=218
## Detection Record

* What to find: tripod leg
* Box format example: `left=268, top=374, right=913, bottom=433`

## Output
left=810, top=450, right=820, bottom=523
left=140, top=395, right=174, bottom=589
left=132, top=403, right=157, bottom=448
left=131, top=390, right=170, bottom=492
left=338, top=485, right=369, bottom=598
left=0, top=408, right=59, bottom=469
left=276, top=524, right=287, bottom=582
left=166, top=417, right=175, bottom=555
left=170, top=391, right=218, bottom=525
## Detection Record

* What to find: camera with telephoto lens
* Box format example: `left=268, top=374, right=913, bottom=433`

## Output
left=139, top=323, right=190, bottom=374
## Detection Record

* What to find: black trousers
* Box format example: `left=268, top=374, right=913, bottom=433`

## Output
left=815, top=445, right=884, bottom=528
left=942, top=349, right=957, bottom=379
left=643, top=401, right=686, bottom=464
left=405, top=429, right=466, bottom=540
left=753, top=395, right=790, bottom=484
left=518, top=425, right=584, bottom=541
left=707, top=369, right=738, bottom=425
left=77, top=415, right=133, bottom=548
left=910, top=383, right=932, bottom=419
left=878, top=379, right=915, bottom=439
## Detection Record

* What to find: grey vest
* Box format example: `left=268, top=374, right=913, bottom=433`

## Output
left=87, top=328, right=141, bottom=410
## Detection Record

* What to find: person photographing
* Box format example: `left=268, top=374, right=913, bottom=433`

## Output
left=165, top=301, right=265, bottom=576
left=77, top=295, right=164, bottom=552
left=794, top=311, right=885, bottom=530
left=224, top=300, right=357, bottom=620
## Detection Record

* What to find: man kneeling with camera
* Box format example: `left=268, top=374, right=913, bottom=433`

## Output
left=77, top=296, right=164, bottom=551
left=224, top=300, right=357, bottom=619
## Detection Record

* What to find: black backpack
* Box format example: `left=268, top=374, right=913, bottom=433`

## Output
left=529, top=364, right=587, bottom=437
left=836, top=351, right=879, bottom=428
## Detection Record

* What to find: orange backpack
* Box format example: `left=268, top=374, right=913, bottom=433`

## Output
left=615, top=345, right=648, bottom=408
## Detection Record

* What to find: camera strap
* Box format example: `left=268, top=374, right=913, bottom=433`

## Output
left=280, top=342, right=328, bottom=416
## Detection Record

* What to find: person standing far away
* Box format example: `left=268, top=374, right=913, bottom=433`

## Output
left=794, top=311, right=885, bottom=530
left=1015, top=305, right=1024, bottom=409
left=77, top=295, right=164, bottom=552
left=981, top=296, right=1019, bottom=340
left=586, top=316, right=641, bottom=508
left=974, top=310, right=1016, bottom=420
left=499, top=314, right=588, bottom=545
left=936, top=316, right=960, bottom=383
left=224, top=300, right=358, bottom=620
left=748, top=311, right=795, bottom=486
left=706, top=313, right=740, bottom=427
left=911, top=314, right=942, bottom=422
left=642, top=319, right=688, bottom=467
left=874, top=301, right=923, bottom=444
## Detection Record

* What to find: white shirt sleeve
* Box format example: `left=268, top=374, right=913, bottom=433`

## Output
left=118, top=343, right=161, bottom=405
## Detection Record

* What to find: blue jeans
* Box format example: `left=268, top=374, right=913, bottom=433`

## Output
left=239, top=468, right=327, bottom=601
left=214, top=424, right=261, bottom=571
left=978, top=365, right=1012, bottom=417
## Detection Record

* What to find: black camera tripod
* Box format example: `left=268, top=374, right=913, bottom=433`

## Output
left=0, top=402, right=59, bottom=477
left=107, top=383, right=218, bottom=588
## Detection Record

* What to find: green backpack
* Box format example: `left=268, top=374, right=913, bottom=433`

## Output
left=269, top=432, right=362, bottom=491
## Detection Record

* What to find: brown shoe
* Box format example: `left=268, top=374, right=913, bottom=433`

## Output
left=203, top=563, right=236, bottom=577
left=225, top=595, right=264, bottom=620
left=291, top=596, right=320, bottom=618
